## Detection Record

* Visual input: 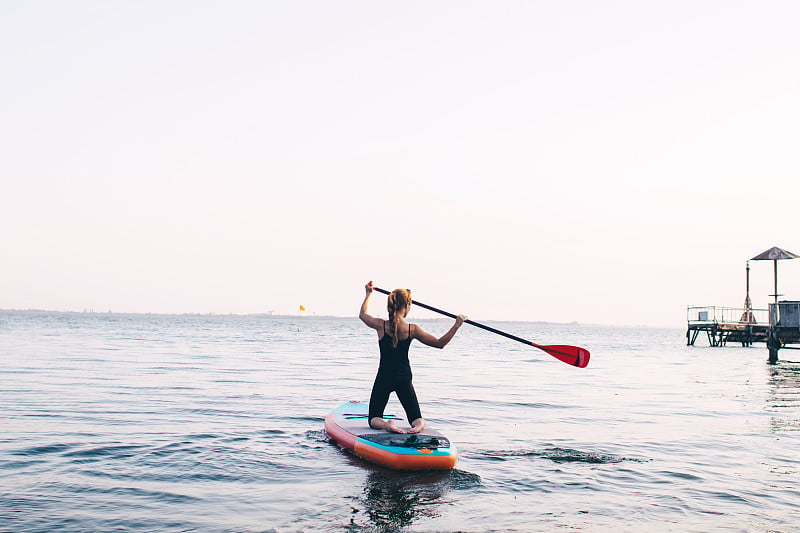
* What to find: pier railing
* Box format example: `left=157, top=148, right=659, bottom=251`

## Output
left=687, top=305, right=770, bottom=347
left=687, top=306, right=769, bottom=326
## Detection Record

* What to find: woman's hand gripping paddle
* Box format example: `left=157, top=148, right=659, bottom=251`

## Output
left=369, top=282, right=590, bottom=368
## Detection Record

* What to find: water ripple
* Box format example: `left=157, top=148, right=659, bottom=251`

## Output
left=472, top=446, right=643, bottom=464
left=11, top=443, right=74, bottom=456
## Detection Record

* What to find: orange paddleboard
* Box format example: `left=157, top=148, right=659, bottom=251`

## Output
left=324, top=401, right=457, bottom=471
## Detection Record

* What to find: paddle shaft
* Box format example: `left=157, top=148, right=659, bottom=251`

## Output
left=371, top=286, right=556, bottom=353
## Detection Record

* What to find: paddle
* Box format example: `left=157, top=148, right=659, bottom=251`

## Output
left=369, top=283, right=590, bottom=368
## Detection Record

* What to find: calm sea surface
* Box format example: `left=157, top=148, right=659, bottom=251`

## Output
left=1, top=310, right=799, bottom=532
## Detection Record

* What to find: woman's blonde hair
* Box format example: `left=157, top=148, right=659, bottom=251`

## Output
left=387, top=288, right=412, bottom=348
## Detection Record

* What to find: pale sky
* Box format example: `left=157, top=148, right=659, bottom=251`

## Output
left=2, top=1, right=800, bottom=327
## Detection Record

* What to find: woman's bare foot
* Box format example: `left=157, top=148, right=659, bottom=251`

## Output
left=407, top=418, right=425, bottom=434
left=370, top=417, right=406, bottom=433
left=385, top=420, right=406, bottom=434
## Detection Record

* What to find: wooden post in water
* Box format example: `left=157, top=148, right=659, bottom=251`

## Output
left=768, top=328, right=780, bottom=364
left=767, top=303, right=781, bottom=364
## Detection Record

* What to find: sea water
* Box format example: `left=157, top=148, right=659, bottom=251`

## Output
left=1, top=310, right=798, bottom=532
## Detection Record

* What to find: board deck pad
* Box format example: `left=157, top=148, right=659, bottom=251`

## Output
left=324, top=401, right=458, bottom=471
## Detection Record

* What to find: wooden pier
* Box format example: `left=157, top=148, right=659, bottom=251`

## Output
left=688, top=248, right=800, bottom=363
left=687, top=303, right=800, bottom=363
left=686, top=306, right=769, bottom=347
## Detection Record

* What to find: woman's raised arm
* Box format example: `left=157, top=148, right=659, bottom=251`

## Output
left=359, top=283, right=384, bottom=331
left=412, top=315, right=467, bottom=349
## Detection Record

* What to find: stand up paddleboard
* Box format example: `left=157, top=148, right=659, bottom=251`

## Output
left=324, top=401, right=457, bottom=471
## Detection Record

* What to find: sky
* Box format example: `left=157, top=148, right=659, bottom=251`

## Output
left=2, top=1, right=800, bottom=327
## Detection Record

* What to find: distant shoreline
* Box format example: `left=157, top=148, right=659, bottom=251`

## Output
left=0, top=308, right=681, bottom=330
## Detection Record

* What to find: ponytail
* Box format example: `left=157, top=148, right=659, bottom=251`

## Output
left=387, top=289, right=412, bottom=348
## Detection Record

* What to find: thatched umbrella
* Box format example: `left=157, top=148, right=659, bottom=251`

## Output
left=751, top=246, right=799, bottom=303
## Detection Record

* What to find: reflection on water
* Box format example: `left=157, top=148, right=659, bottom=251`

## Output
left=767, top=363, right=800, bottom=432
left=347, top=468, right=481, bottom=532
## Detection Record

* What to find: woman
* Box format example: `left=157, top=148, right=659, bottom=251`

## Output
left=359, top=283, right=467, bottom=434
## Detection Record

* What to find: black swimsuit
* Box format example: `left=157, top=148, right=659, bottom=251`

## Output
left=368, top=321, right=422, bottom=425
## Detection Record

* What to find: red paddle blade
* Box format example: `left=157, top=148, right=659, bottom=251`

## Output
left=534, top=344, right=591, bottom=368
